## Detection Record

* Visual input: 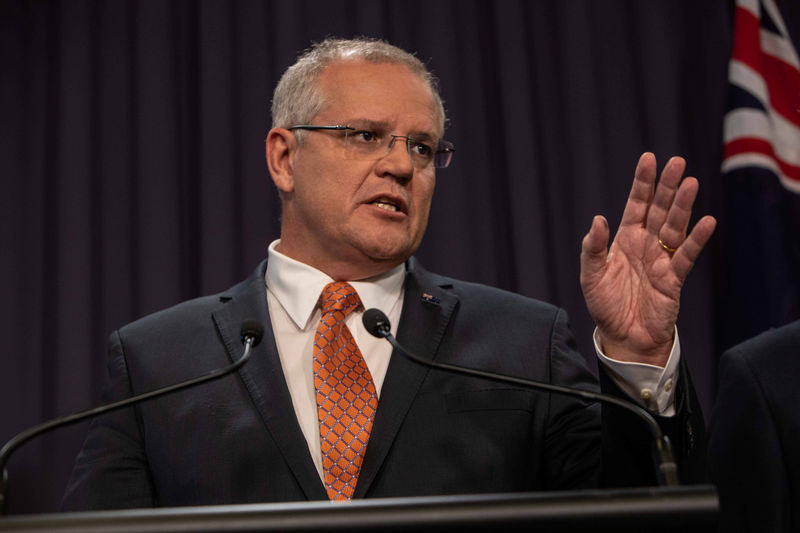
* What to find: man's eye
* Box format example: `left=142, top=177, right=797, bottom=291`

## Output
left=412, top=141, right=433, bottom=157
left=351, top=131, right=378, bottom=143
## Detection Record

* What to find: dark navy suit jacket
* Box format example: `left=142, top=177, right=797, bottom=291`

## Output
left=63, top=258, right=705, bottom=509
left=709, top=320, right=800, bottom=533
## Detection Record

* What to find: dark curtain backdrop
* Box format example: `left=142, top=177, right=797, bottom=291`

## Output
left=0, top=0, right=736, bottom=514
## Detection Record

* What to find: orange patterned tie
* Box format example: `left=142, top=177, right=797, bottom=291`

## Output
left=314, top=282, right=378, bottom=501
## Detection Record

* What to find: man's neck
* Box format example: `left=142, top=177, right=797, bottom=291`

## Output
left=273, top=240, right=403, bottom=281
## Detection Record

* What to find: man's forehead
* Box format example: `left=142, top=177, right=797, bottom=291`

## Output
left=316, top=60, right=442, bottom=136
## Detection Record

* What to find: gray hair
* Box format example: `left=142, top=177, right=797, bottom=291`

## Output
left=271, top=37, right=446, bottom=136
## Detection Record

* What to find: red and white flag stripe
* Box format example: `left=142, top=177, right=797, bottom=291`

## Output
left=722, top=0, right=800, bottom=192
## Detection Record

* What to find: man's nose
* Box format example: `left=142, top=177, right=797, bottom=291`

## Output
left=377, top=136, right=414, bottom=181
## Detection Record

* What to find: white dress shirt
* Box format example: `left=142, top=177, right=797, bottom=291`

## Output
left=595, top=328, right=679, bottom=416
left=264, top=240, right=679, bottom=481
left=265, top=241, right=404, bottom=480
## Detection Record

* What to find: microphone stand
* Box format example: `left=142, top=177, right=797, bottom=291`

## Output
left=0, top=322, right=263, bottom=515
left=362, top=309, right=679, bottom=487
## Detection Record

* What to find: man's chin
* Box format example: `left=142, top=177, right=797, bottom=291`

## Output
left=363, top=248, right=412, bottom=266
left=356, top=241, right=417, bottom=268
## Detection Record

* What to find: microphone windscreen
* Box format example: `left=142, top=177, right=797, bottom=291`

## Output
left=362, top=308, right=391, bottom=338
left=240, top=320, right=265, bottom=346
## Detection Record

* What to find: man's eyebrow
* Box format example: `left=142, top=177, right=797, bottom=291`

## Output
left=346, top=118, right=438, bottom=141
left=346, top=118, right=390, bottom=130
left=408, top=130, right=437, bottom=142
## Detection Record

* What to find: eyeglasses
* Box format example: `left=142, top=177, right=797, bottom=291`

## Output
left=288, top=124, right=455, bottom=169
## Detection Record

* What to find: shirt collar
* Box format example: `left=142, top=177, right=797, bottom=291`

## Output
left=265, top=240, right=406, bottom=330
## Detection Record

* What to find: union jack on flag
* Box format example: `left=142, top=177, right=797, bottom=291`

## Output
left=722, top=0, right=800, bottom=192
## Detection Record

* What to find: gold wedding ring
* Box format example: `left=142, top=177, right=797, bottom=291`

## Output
left=658, top=238, right=678, bottom=254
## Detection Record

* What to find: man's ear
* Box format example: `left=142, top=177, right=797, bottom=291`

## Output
left=266, top=128, right=297, bottom=193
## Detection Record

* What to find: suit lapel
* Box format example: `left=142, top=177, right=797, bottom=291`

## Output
left=212, top=261, right=327, bottom=501
left=354, top=258, right=458, bottom=498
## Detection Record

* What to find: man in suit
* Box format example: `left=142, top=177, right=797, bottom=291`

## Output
left=709, top=320, right=800, bottom=532
left=63, top=37, right=716, bottom=509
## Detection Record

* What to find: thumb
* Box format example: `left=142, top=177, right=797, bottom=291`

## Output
left=580, top=215, right=610, bottom=288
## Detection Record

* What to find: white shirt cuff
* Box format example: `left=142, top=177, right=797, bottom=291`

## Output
left=593, top=327, right=680, bottom=416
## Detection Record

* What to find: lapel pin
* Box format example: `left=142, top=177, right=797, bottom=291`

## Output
left=421, top=293, right=441, bottom=305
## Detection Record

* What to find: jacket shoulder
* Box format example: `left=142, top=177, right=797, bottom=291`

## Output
left=117, top=261, right=267, bottom=341
left=722, top=319, right=800, bottom=369
left=407, top=257, right=563, bottom=320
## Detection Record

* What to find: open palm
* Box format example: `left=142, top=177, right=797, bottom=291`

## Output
left=580, top=153, right=716, bottom=366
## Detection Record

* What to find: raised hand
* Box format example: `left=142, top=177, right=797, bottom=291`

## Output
left=579, top=152, right=717, bottom=367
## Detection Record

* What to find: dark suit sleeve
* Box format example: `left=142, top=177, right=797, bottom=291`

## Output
left=598, top=352, right=707, bottom=487
left=61, top=330, right=156, bottom=510
left=539, top=308, right=602, bottom=489
left=535, top=308, right=708, bottom=489
left=709, top=347, right=790, bottom=533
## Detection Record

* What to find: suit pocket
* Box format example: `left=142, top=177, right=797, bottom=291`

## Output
left=445, top=388, right=539, bottom=413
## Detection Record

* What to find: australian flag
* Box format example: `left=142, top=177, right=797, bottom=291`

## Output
left=721, top=0, right=800, bottom=349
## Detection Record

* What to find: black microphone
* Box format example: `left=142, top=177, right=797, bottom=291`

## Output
left=0, top=320, right=264, bottom=515
left=362, top=308, right=678, bottom=487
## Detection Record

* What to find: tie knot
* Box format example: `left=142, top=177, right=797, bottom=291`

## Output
left=319, top=282, right=362, bottom=317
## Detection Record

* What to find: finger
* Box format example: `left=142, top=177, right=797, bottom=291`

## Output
left=580, top=215, right=610, bottom=287
left=645, top=156, right=685, bottom=235
left=658, top=176, right=698, bottom=248
left=671, top=215, right=717, bottom=282
left=619, top=152, right=657, bottom=227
